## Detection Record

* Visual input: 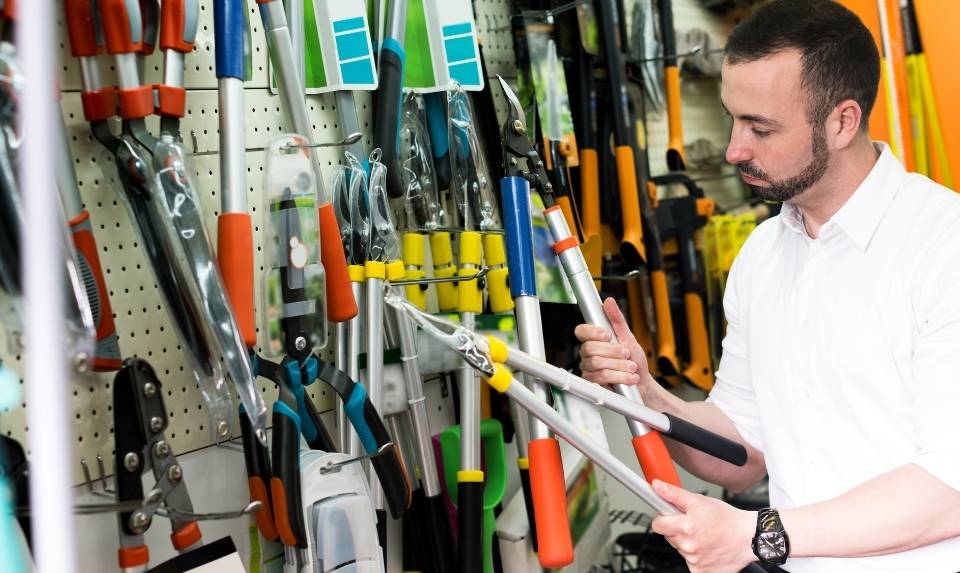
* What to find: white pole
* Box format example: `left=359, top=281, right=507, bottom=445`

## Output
left=21, top=0, right=77, bottom=571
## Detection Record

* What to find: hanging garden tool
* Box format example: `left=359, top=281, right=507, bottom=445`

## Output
left=256, top=0, right=357, bottom=325
left=652, top=174, right=716, bottom=391
left=385, top=292, right=766, bottom=573
left=498, top=76, right=682, bottom=487
left=596, top=0, right=680, bottom=378
left=499, top=120, right=576, bottom=568
left=374, top=0, right=408, bottom=199
left=248, top=136, right=410, bottom=568
left=398, top=92, right=442, bottom=310
left=657, top=0, right=687, bottom=171
left=69, top=0, right=267, bottom=441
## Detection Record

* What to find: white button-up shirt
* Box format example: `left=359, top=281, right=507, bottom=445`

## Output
left=708, top=144, right=960, bottom=572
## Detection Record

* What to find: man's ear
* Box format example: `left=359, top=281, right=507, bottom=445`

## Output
left=829, top=99, right=864, bottom=149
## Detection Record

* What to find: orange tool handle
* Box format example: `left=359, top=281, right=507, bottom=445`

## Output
left=631, top=433, right=681, bottom=487
left=579, top=148, right=601, bottom=240
left=614, top=146, right=646, bottom=265
left=118, top=545, right=149, bottom=570
left=70, top=211, right=122, bottom=371
left=217, top=213, right=256, bottom=347
left=318, top=203, right=358, bottom=322
left=681, top=292, right=714, bottom=391
left=248, top=476, right=278, bottom=540
left=1, top=0, right=13, bottom=21
left=651, top=269, right=680, bottom=376
left=664, top=67, right=687, bottom=171
left=160, top=0, right=197, bottom=53
left=625, top=279, right=657, bottom=376
left=529, top=438, right=574, bottom=569
left=170, top=521, right=202, bottom=551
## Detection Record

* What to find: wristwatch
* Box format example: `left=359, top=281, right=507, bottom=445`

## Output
left=751, top=507, right=790, bottom=565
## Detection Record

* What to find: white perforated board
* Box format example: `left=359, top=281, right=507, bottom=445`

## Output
left=0, top=2, right=740, bottom=569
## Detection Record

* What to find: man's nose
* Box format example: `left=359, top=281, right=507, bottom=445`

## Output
left=725, top=131, right=752, bottom=165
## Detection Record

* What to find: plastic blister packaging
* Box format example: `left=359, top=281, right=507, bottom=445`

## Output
left=152, top=135, right=267, bottom=441
left=367, top=149, right=401, bottom=265
left=331, top=152, right=369, bottom=266
left=399, top=93, right=442, bottom=231
left=261, top=134, right=328, bottom=357
left=447, top=82, right=498, bottom=231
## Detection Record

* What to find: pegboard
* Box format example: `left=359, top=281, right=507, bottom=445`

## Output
left=0, top=0, right=739, bottom=491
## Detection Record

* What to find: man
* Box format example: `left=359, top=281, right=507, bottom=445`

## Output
left=575, top=1, right=960, bottom=571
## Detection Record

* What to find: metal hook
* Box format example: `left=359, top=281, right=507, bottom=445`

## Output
left=316, top=444, right=392, bottom=475
left=591, top=269, right=643, bottom=282
left=389, top=266, right=490, bottom=287
left=190, top=131, right=363, bottom=156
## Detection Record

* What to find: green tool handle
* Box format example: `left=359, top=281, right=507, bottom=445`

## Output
left=458, top=479, right=485, bottom=573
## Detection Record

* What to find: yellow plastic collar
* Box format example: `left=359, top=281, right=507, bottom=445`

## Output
left=364, top=260, right=386, bottom=280
left=485, top=364, right=513, bottom=394
left=458, top=470, right=485, bottom=483
left=386, top=260, right=405, bottom=281
left=485, top=335, right=509, bottom=364
left=348, top=264, right=365, bottom=283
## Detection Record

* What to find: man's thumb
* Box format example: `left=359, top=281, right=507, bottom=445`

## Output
left=603, top=297, right=636, bottom=346
left=653, top=479, right=693, bottom=512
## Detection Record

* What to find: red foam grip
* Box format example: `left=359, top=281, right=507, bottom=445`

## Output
left=170, top=521, right=202, bottom=550
left=118, top=545, right=149, bottom=568
left=317, top=203, right=358, bottom=322
left=529, top=438, right=574, bottom=568
left=217, top=213, right=256, bottom=347
left=631, top=433, right=681, bottom=486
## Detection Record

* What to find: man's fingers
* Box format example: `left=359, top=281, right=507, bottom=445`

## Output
left=573, top=323, right=612, bottom=343
left=579, top=340, right=630, bottom=360
left=651, top=515, right=686, bottom=538
left=581, top=368, right=642, bottom=386
left=603, top=297, right=637, bottom=346
left=579, top=356, right=639, bottom=374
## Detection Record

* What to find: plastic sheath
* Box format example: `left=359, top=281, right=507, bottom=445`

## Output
left=392, top=304, right=442, bottom=497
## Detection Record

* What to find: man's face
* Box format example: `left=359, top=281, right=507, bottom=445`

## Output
left=721, top=50, right=830, bottom=202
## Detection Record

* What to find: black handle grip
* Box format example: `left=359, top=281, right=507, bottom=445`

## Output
left=374, top=45, right=405, bottom=198
left=663, top=413, right=748, bottom=467
left=363, top=400, right=412, bottom=518
left=403, top=487, right=427, bottom=571
left=458, top=480, right=484, bottom=573
left=422, top=491, right=456, bottom=573
left=518, top=465, right=538, bottom=552
left=271, top=407, right=308, bottom=548
left=744, top=564, right=768, bottom=573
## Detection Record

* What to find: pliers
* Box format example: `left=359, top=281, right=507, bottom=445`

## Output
left=113, top=359, right=203, bottom=573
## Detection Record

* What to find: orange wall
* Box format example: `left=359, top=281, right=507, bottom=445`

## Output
left=913, top=0, right=959, bottom=188
left=836, top=0, right=890, bottom=144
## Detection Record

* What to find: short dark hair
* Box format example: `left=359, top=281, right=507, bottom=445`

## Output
left=725, top=0, right=880, bottom=131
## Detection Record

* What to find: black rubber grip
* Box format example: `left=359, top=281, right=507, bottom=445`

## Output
left=402, top=487, right=426, bottom=571
left=663, top=413, right=748, bottom=467
left=364, top=401, right=413, bottom=517
left=374, top=46, right=405, bottom=198
left=458, top=480, right=484, bottom=573
left=423, top=492, right=456, bottom=573
left=519, top=466, right=538, bottom=552
left=239, top=409, right=271, bottom=483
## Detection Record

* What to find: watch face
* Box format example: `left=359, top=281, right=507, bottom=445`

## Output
left=757, top=531, right=788, bottom=561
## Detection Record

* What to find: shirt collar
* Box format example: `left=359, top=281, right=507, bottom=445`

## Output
left=779, top=142, right=904, bottom=250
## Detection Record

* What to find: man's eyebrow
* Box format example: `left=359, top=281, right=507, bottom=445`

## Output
left=719, top=101, right=782, bottom=128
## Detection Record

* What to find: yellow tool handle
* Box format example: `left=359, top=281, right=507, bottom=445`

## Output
left=402, top=233, right=429, bottom=310
left=482, top=233, right=514, bottom=314
left=430, top=231, right=459, bottom=312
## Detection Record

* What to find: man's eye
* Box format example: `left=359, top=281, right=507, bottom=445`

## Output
left=752, top=128, right=771, bottom=138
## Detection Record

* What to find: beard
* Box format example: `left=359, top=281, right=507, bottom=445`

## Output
left=737, top=127, right=830, bottom=202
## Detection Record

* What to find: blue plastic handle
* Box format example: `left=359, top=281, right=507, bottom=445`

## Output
left=344, top=384, right=378, bottom=453
left=283, top=361, right=318, bottom=443
left=501, top=176, right=537, bottom=298
left=214, top=0, right=245, bottom=80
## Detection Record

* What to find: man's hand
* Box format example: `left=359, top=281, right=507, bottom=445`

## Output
left=651, top=479, right=758, bottom=573
left=574, top=297, right=651, bottom=386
